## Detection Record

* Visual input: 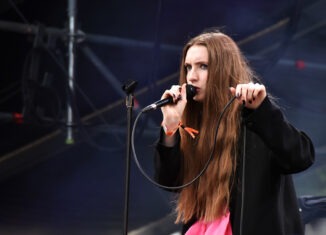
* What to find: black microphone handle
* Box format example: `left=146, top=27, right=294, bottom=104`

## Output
left=142, top=84, right=196, bottom=113
left=153, top=96, right=174, bottom=108
left=142, top=96, right=173, bottom=112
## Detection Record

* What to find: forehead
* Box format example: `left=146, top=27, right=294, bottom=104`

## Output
left=185, top=45, right=208, bottom=63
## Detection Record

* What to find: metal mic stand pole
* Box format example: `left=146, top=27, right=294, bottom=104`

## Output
left=122, top=80, right=138, bottom=235
left=65, top=0, right=77, bottom=145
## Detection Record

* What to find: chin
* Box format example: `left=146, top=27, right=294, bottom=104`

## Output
left=193, top=96, right=204, bottom=102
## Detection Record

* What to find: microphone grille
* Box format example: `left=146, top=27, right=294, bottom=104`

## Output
left=186, top=84, right=196, bottom=101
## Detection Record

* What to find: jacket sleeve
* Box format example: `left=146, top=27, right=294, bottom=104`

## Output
left=154, top=129, right=182, bottom=187
left=242, top=96, right=315, bottom=174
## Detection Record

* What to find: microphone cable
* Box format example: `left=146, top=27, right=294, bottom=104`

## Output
left=131, top=96, right=237, bottom=190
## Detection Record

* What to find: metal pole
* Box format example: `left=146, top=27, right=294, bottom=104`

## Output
left=66, top=0, right=77, bottom=145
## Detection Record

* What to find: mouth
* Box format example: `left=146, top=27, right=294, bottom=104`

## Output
left=187, top=84, right=200, bottom=98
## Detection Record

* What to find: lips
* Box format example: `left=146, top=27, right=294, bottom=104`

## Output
left=188, top=84, right=200, bottom=96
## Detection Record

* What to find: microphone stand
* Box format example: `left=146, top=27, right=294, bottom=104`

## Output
left=122, top=80, right=138, bottom=235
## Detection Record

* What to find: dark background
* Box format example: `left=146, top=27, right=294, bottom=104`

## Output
left=0, top=0, right=325, bottom=234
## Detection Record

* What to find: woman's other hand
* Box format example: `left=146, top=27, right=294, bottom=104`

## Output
left=230, top=82, right=267, bottom=109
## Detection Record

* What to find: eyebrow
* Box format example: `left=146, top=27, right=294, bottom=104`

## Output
left=184, top=60, right=208, bottom=65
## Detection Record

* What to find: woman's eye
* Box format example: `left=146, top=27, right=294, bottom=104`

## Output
left=200, top=64, right=208, bottom=70
left=185, top=65, right=191, bottom=72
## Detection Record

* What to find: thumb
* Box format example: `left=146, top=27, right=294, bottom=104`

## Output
left=229, top=87, right=236, bottom=97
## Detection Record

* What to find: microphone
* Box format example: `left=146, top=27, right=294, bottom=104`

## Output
left=142, top=84, right=196, bottom=113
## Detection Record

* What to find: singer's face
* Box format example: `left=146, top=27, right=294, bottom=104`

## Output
left=184, top=45, right=208, bottom=102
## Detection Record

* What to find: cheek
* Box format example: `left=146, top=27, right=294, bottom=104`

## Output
left=201, top=75, right=208, bottom=96
left=201, top=73, right=208, bottom=86
left=201, top=70, right=208, bottom=79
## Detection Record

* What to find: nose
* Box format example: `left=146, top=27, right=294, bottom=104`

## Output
left=187, top=68, right=198, bottom=83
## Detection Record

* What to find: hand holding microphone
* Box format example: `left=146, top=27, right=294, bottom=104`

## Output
left=160, top=84, right=196, bottom=135
left=142, top=84, right=196, bottom=137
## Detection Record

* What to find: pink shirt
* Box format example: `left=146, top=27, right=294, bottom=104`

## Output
left=185, top=211, right=232, bottom=235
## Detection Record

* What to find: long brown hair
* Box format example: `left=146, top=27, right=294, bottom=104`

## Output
left=176, top=31, right=255, bottom=223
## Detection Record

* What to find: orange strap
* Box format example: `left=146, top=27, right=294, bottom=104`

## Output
left=162, top=121, right=199, bottom=139
left=179, top=122, right=199, bottom=139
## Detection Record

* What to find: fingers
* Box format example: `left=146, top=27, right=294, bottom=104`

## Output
left=162, top=84, right=188, bottom=103
left=230, top=83, right=267, bottom=109
left=180, top=83, right=187, bottom=100
left=162, top=85, right=182, bottom=103
left=252, top=84, right=265, bottom=100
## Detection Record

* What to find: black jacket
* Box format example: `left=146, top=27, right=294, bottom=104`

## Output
left=155, top=97, right=315, bottom=235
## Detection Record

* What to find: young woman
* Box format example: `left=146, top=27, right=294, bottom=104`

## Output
left=154, top=30, right=315, bottom=235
